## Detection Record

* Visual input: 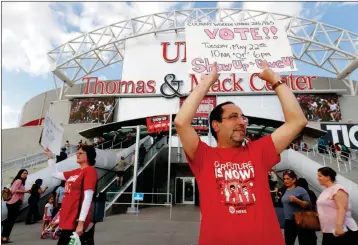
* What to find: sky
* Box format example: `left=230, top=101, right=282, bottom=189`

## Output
left=2, top=1, right=358, bottom=129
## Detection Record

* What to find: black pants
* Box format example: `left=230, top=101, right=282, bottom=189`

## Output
left=26, top=202, right=40, bottom=224
left=322, top=230, right=358, bottom=245
left=52, top=203, right=62, bottom=218
left=284, top=219, right=317, bottom=245
left=57, top=225, right=95, bottom=245
left=2, top=200, right=22, bottom=238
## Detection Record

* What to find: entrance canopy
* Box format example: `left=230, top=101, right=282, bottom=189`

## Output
left=79, top=114, right=326, bottom=139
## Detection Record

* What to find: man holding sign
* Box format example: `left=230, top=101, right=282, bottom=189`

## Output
left=174, top=60, right=307, bottom=245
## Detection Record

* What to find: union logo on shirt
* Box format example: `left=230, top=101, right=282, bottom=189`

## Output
left=214, top=160, right=256, bottom=214
left=64, top=174, right=80, bottom=194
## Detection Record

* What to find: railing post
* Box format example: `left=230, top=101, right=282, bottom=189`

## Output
left=167, top=114, right=173, bottom=204
left=128, top=125, right=140, bottom=213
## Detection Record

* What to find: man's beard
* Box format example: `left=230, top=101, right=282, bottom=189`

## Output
left=230, top=131, right=245, bottom=146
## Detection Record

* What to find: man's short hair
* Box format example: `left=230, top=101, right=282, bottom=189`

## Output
left=209, top=101, right=235, bottom=141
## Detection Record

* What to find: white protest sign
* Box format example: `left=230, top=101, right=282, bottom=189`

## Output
left=40, top=116, right=64, bottom=156
left=185, top=20, right=297, bottom=74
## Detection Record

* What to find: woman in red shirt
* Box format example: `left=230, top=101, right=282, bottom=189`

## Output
left=2, top=169, right=30, bottom=244
left=45, top=144, right=98, bottom=245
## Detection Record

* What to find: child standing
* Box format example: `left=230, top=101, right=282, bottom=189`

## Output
left=41, top=196, right=54, bottom=235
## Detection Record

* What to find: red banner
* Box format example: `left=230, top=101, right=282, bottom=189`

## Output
left=146, top=115, right=170, bottom=134
left=179, top=96, right=217, bottom=131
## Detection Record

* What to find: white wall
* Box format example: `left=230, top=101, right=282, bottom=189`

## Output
left=276, top=149, right=358, bottom=219
left=116, top=97, right=180, bottom=122
left=339, top=96, right=358, bottom=123
left=18, top=84, right=84, bottom=126
left=217, top=95, right=284, bottom=121
left=48, top=100, right=72, bottom=125
left=115, top=95, right=285, bottom=123
left=171, top=136, right=217, bottom=147
left=1, top=124, right=101, bottom=160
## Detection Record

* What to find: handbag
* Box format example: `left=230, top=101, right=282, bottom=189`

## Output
left=2, top=187, right=12, bottom=201
left=294, top=209, right=321, bottom=231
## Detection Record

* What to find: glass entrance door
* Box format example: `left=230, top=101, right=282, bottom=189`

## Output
left=175, top=177, right=195, bottom=204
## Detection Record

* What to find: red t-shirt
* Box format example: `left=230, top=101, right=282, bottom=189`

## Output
left=60, top=166, right=98, bottom=230
left=186, top=135, right=284, bottom=245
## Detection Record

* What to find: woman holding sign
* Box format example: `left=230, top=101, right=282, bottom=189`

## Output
left=44, top=144, right=98, bottom=245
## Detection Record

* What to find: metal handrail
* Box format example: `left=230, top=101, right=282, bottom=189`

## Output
left=2, top=145, right=78, bottom=171
left=95, top=135, right=154, bottom=195
left=103, top=137, right=168, bottom=209
left=94, top=139, right=114, bottom=149
left=100, top=136, right=159, bottom=193
left=289, top=142, right=358, bottom=172
left=2, top=145, right=77, bottom=165
left=2, top=154, right=27, bottom=162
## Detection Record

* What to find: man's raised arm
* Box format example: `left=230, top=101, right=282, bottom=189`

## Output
left=258, top=60, right=308, bottom=154
left=174, top=63, right=219, bottom=162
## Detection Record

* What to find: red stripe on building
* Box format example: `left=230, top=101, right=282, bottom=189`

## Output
left=22, top=118, right=45, bottom=127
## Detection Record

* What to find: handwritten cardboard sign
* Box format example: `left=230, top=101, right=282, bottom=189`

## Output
left=185, top=21, right=297, bottom=74
left=39, top=116, right=64, bottom=155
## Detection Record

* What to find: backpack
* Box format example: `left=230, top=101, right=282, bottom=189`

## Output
left=2, top=187, right=12, bottom=201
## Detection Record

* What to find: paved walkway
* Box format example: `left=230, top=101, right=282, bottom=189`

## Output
left=6, top=206, right=322, bottom=245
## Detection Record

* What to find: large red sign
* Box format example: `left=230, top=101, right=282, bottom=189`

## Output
left=79, top=41, right=317, bottom=96
left=180, top=96, right=217, bottom=131
left=146, top=115, right=170, bottom=134
left=81, top=73, right=316, bottom=96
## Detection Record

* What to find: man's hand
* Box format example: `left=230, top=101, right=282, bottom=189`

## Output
left=200, top=62, right=220, bottom=86
left=257, top=60, right=281, bottom=84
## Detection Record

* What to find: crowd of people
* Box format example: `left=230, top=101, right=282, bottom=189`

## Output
left=289, top=137, right=352, bottom=164
left=317, top=138, right=351, bottom=163
left=69, top=98, right=114, bottom=124
left=296, top=94, right=341, bottom=122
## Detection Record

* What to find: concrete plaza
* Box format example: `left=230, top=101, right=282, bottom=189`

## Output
left=7, top=205, right=322, bottom=245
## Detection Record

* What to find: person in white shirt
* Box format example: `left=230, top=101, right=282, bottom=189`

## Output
left=328, top=100, right=339, bottom=121
left=103, top=102, right=113, bottom=122
left=42, top=196, right=54, bottom=234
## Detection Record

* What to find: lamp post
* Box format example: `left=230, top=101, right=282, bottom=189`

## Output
left=122, top=125, right=145, bottom=212
left=167, top=114, right=173, bottom=203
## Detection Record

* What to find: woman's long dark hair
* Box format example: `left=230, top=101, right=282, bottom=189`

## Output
left=11, top=169, right=28, bottom=186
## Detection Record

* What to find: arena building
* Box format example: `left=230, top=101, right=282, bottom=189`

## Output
left=2, top=8, right=358, bottom=221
